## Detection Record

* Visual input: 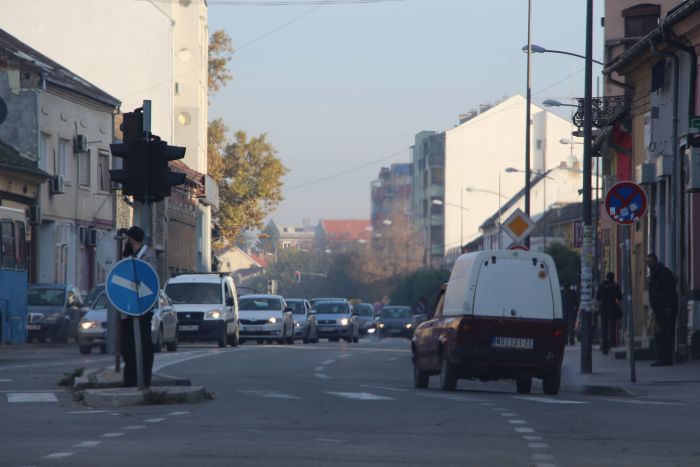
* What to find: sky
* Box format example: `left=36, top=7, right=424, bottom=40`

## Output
left=208, top=0, right=606, bottom=226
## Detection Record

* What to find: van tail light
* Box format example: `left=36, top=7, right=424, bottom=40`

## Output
left=553, top=329, right=562, bottom=338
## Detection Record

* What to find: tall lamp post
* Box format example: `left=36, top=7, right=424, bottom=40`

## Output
left=524, top=0, right=533, bottom=248
left=465, top=186, right=508, bottom=249
left=432, top=199, right=470, bottom=250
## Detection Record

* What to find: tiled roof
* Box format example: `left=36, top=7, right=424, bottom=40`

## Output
left=320, top=219, right=371, bottom=242
left=0, top=28, right=119, bottom=108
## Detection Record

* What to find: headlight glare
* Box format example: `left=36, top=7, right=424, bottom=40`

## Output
left=80, top=320, right=97, bottom=330
left=405, top=323, right=413, bottom=329
left=378, top=323, right=385, bottom=328
left=206, top=310, right=222, bottom=319
left=339, top=318, right=349, bottom=326
left=268, top=317, right=278, bottom=324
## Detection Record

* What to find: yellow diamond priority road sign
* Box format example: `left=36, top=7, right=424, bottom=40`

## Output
left=502, top=208, right=535, bottom=243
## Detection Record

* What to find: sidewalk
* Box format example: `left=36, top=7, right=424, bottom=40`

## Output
left=561, top=344, right=700, bottom=403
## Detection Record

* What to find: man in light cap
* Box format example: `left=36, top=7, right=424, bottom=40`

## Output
left=120, top=225, right=156, bottom=387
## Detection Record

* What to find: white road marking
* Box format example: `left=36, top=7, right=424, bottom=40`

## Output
left=144, top=418, right=166, bottom=423
left=315, top=366, right=325, bottom=371
left=169, top=411, right=189, bottom=416
left=7, top=392, right=57, bottom=403
left=0, top=378, right=13, bottom=382
left=523, top=435, right=542, bottom=441
left=316, top=373, right=330, bottom=379
left=66, top=410, right=113, bottom=414
left=533, top=453, right=555, bottom=460
left=512, top=396, right=588, bottom=405
left=321, top=359, right=335, bottom=365
left=480, top=402, right=496, bottom=406
left=326, top=391, right=395, bottom=401
left=237, top=390, right=302, bottom=400
left=508, top=419, right=527, bottom=424
left=123, top=425, right=146, bottom=430
left=528, top=443, right=551, bottom=449
left=501, top=412, right=518, bottom=417
left=601, top=398, right=684, bottom=406
left=102, top=433, right=124, bottom=438
left=493, top=408, right=507, bottom=411
left=515, top=427, right=535, bottom=433
left=360, top=384, right=408, bottom=393
left=417, top=393, right=485, bottom=402
left=153, top=348, right=238, bottom=372
left=74, top=441, right=101, bottom=448
left=316, top=438, right=344, bottom=443
left=43, top=453, right=73, bottom=459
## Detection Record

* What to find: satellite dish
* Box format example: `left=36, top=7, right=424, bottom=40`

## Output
left=96, top=229, right=119, bottom=272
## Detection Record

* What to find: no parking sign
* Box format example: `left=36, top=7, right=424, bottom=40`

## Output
left=604, top=181, right=648, bottom=225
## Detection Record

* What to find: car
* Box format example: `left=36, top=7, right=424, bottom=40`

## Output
left=165, top=273, right=239, bottom=348
left=26, top=283, right=84, bottom=343
left=310, top=297, right=346, bottom=309
left=286, top=298, right=319, bottom=344
left=238, top=294, right=294, bottom=345
left=353, top=303, right=376, bottom=335
left=411, top=250, right=566, bottom=394
left=77, top=290, right=179, bottom=354
left=314, top=299, right=359, bottom=343
left=376, top=306, right=416, bottom=338
left=82, top=282, right=105, bottom=309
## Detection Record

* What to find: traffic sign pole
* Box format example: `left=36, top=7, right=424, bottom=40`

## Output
left=130, top=256, right=145, bottom=390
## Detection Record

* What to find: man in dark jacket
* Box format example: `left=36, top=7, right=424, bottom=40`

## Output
left=646, top=253, right=678, bottom=366
left=596, top=272, right=622, bottom=354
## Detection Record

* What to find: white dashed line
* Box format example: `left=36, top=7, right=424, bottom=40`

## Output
left=512, top=396, right=587, bottom=405
left=316, top=373, right=330, bottom=379
left=316, top=438, right=344, bottom=443
left=144, top=418, right=166, bottom=423
left=508, top=419, right=527, bottom=424
left=326, top=391, right=395, bottom=401
left=315, top=366, right=325, bottom=372
left=169, top=411, right=189, bottom=416
left=74, top=441, right=101, bottom=448
left=523, top=435, right=543, bottom=441
left=123, top=425, right=146, bottom=430
left=360, top=384, right=409, bottom=393
left=515, top=427, right=535, bottom=433
left=7, top=392, right=57, bottom=403
left=480, top=402, right=496, bottom=406
left=0, top=378, right=13, bottom=382
left=533, top=453, right=555, bottom=460
left=601, top=398, right=684, bottom=406
left=528, top=442, right=551, bottom=449
left=102, top=433, right=124, bottom=438
left=43, top=453, right=73, bottom=459
left=321, top=359, right=335, bottom=365
left=501, top=412, right=518, bottom=417
left=493, top=407, right=507, bottom=411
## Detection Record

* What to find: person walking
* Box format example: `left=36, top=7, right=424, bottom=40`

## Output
left=120, top=226, right=157, bottom=387
left=646, top=253, right=678, bottom=367
left=596, top=272, right=623, bottom=354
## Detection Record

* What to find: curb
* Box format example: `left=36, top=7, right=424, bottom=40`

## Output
left=82, top=385, right=208, bottom=407
left=565, top=384, right=635, bottom=397
left=73, top=367, right=191, bottom=391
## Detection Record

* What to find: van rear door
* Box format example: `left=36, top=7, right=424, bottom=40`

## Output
left=470, top=256, right=561, bottom=364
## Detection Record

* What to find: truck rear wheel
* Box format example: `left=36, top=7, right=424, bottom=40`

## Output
left=516, top=377, right=532, bottom=394
left=440, top=357, right=457, bottom=391
left=413, top=361, right=429, bottom=389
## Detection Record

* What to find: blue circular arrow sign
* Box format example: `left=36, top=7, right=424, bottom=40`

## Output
left=605, top=181, right=648, bottom=225
left=106, top=258, right=160, bottom=316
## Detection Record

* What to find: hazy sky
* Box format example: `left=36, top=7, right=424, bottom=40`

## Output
left=208, top=0, right=605, bottom=226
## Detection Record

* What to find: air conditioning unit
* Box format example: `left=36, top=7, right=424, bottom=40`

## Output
left=686, top=148, right=700, bottom=192
left=636, top=163, right=656, bottom=185
left=50, top=175, right=65, bottom=195
left=29, top=205, right=42, bottom=224
left=656, top=154, right=673, bottom=178
left=75, top=134, right=87, bottom=153
left=88, top=228, right=99, bottom=247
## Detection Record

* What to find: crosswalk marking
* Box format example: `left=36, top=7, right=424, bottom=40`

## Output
left=512, top=396, right=588, bottom=405
left=326, top=391, right=395, bottom=401
left=7, top=392, right=57, bottom=403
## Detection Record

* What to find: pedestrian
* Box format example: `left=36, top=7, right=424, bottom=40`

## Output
left=561, top=284, right=578, bottom=345
left=646, top=253, right=678, bottom=367
left=596, top=272, right=623, bottom=354
left=120, top=226, right=157, bottom=387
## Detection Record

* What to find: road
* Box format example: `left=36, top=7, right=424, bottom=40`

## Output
left=1, top=338, right=699, bottom=467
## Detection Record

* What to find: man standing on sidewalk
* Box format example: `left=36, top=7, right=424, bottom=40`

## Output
left=646, top=253, right=678, bottom=367
left=596, top=272, right=622, bottom=354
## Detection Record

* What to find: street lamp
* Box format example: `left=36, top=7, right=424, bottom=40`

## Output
left=465, top=185, right=507, bottom=249
left=522, top=43, right=604, bottom=66
left=542, top=99, right=578, bottom=108
left=432, top=196, right=470, bottom=250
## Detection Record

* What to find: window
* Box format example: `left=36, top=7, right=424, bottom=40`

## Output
left=623, top=4, right=660, bottom=38
left=1, top=220, right=16, bottom=269
left=39, top=133, right=51, bottom=171
left=15, top=221, right=27, bottom=270
left=57, top=138, right=70, bottom=180
left=79, top=149, right=90, bottom=187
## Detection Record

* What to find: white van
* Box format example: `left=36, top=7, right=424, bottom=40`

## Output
left=412, top=250, right=566, bottom=394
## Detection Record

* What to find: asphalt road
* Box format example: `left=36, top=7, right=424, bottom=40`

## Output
left=1, top=338, right=699, bottom=467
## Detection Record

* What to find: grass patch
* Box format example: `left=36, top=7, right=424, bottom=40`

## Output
left=58, top=367, right=85, bottom=387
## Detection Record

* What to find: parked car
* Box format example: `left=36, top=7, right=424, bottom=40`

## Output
left=353, top=303, right=376, bottom=335
left=77, top=290, right=179, bottom=354
left=411, top=250, right=566, bottom=394
left=27, top=283, right=84, bottom=343
left=314, top=299, right=359, bottom=343
left=165, top=273, right=239, bottom=348
left=238, top=294, right=294, bottom=345
left=376, top=306, right=416, bottom=338
left=286, top=298, right=319, bottom=344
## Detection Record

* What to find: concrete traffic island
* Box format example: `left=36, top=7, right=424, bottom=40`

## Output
left=82, top=385, right=210, bottom=407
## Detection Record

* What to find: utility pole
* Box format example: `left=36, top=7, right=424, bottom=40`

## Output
left=524, top=0, right=532, bottom=248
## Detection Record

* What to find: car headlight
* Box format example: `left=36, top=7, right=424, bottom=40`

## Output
left=367, top=328, right=376, bottom=334
left=80, top=320, right=98, bottom=330
left=405, top=323, right=413, bottom=329
left=339, top=318, right=349, bottom=326
left=378, top=323, right=385, bottom=328
left=294, top=321, right=301, bottom=327
left=268, top=317, right=278, bottom=324
left=205, top=310, right=222, bottom=319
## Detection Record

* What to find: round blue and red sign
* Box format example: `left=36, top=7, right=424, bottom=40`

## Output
left=605, top=181, right=648, bottom=225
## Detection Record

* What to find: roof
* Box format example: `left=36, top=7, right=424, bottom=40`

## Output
left=239, top=294, right=283, bottom=299
left=604, top=0, right=700, bottom=75
left=166, top=274, right=228, bottom=284
left=319, top=219, right=371, bottom=242
left=0, top=28, right=120, bottom=108
left=0, top=139, right=50, bottom=180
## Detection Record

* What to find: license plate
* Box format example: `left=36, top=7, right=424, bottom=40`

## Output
left=27, top=324, right=40, bottom=331
left=389, top=329, right=401, bottom=335
left=492, top=337, right=534, bottom=350
left=180, top=325, right=199, bottom=331
left=245, top=325, right=263, bottom=332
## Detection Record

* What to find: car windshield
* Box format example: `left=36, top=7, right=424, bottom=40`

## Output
left=380, top=307, right=413, bottom=319
left=166, top=283, right=221, bottom=305
left=28, top=287, right=65, bottom=306
left=238, top=297, right=281, bottom=311
left=286, top=301, right=306, bottom=314
left=354, top=304, right=374, bottom=316
left=83, top=285, right=105, bottom=308
left=314, top=302, right=350, bottom=314
left=91, top=293, right=110, bottom=310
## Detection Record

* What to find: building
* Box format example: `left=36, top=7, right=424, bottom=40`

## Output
left=0, top=0, right=215, bottom=274
left=0, top=29, right=119, bottom=292
left=263, top=220, right=316, bottom=254
left=315, top=219, right=371, bottom=253
left=371, top=162, right=413, bottom=243
left=414, top=96, right=583, bottom=266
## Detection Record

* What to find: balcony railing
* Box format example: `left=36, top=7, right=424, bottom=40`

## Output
left=572, top=96, right=629, bottom=129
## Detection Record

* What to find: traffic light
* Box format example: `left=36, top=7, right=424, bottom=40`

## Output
left=109, top=139, right=148, bottom=197
left=146, top=139, right=186, bottom=203
left=294, top=271, right=301, bottom=283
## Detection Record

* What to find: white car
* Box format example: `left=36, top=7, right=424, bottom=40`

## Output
left=238, top=294, right=294, bottom=345
left=164, top=273, right=239, bottom=348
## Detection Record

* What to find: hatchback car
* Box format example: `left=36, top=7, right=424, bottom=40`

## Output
left=314, top=299, right=359, bottom=343
left=376, top=306, right=416, bottom=338
left=286, top=298, right=319, bottom=344
left=238, top=294, right=294, bottom=344
left=353, top=303, right=376, bottom=335
left=27, top=283, right=84, bottom=343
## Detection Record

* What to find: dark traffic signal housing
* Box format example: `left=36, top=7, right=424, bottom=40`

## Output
left=146, top=139, right=186, bottom=203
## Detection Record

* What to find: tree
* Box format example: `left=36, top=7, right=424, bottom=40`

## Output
left=545, top=242, right=581, bottom=287
left=389, top=268, right=451, bottom=309
left=216, top=131, right=288, bottom=242
left=208, top=30, right=234, bottom=95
